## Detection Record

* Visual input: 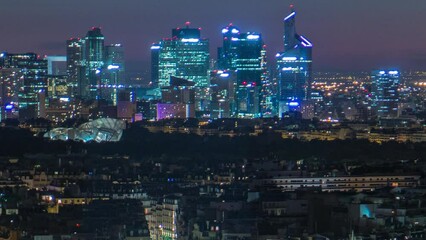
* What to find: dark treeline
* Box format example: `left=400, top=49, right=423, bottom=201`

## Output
left=0, top=126, right=424, bottom=165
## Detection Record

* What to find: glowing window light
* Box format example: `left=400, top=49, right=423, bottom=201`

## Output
left=288, top=101, right=299, bottom=107
left=282, top=57, right=297, bottom=61
left=284, top=12, right=296, bottom=21
left=181, top=38, right=199, bottom=43
left=247, top=34, right=260, bottom=40
left=231, top=28, right=239, bottom=34
left=107, top=65, right=120, bottom=70
left=300, top=36, right=313, bottom=47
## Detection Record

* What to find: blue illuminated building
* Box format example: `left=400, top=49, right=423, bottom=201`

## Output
left=371, top=70, right=399, bottom=118
left=218, top=25, right=264, bottom=118
left=0, top=52, right=48, bottom=119
left=276, top=8, right=313, bottom=117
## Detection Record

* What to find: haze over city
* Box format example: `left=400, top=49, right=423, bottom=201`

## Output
left=1, top=0, right=426, bottom=72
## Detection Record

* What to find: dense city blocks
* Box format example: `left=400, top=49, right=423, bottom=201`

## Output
left=1, top=2, right=426, bottom=240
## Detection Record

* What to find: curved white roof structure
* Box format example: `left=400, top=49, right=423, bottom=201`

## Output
left=44, top=118, right=126, bottom=142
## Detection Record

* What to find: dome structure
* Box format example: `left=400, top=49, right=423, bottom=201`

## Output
left=44, top=118, right=126, bottom=142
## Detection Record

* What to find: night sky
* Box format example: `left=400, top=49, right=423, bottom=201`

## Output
left=1, top=0, right=426, bottom=73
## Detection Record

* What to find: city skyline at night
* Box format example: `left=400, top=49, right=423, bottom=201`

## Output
left=1, top=0, right=425, bottom=72
left=2, top=2, right=426, bottom=239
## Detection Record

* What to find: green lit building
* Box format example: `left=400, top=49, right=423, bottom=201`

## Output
left=152, top=25, right=209, bottom=88
left=151, top=24, right=210, bottom=111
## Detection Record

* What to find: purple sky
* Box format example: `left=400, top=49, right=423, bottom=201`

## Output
left=1, top=0, right=426, bottom=72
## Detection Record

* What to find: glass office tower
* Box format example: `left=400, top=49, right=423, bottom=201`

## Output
left=151, top=24, right=210, bottom=111
left=371, top=70, right=399, bottom=118
left=0, top=52, right=48, bottom=119
left=276, top=9, right=313, bottom=117
left=66, top=38, right=85, bottom=97
left=152, top=25, right=209, bottom=88
left=103, top=44, right=125, bottom=105
left=84, top=27, right=105, bottom=99
left=217, top=25, right=263, bottom=118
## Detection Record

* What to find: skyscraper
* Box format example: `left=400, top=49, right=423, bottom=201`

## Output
left=210, top=70, right=235, bottom=118
left=276, top=7, right=313, bottom=117
left=217, top=25, right=240, bottom=70
left=0, top=68, right=22, bottom=120
left=153, top=24, right=209, bottom=88
left=371, top=70, right=399, bottom=118
left=104, top=44, right=125, bottom=84
left=103, top=44, right=125, bottom=105
left=151, top=23, right=210, bottom=111
left=150, top=44, right=160, bottom=89
left=217, top=25, right=263, bottom=118
left=0, top=52, right=48, bottom=119
left=260, top=48, right=276, bottom=117
left=66, top=38, right=85, bottom=97
left=84, top=27, right=105, bottom=99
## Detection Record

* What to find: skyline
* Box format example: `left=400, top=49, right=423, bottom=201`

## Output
left=1, top=0, right=426, bottom=73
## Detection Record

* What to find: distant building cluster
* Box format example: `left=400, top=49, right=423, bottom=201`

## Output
left=1, top=7, right=426, bottom=143
left=1, top=10, right=308, bottom=122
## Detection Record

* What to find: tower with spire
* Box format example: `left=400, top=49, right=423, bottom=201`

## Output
left=276, top=6, right=313, bottom=117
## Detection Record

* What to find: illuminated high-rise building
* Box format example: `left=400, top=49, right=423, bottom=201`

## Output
left=260, top=48, right=276, bottom=117
left=371, top=70, right=399, bottom=118
left=150, top=44, right=160, bottom=88
left=104, top=44, right=125, bottom=84
left=84, top=27, right=105, bottom=99
left=0, top=67, right=22, bottom=120
left=217, top=25, right=240, bottom=70
left=152, top=24, right=209, bottom=88
left=102, top=44, right=125, bottom=105
left=210, top=70, right=235, bottom=118
left=276, top=7, right=313, bottom=117
left=66, top=38, right=85, bottom=97
left=217, top=25, right=263, bottom=118
left=0, top=52, right=48, bottom=119
left=151, top=23, right=210, bottom=111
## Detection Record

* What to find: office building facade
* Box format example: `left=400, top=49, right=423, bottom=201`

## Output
left=152, top=25, right=210, bottom=88
left=84, top=27, right=105, bottom=99
left=371, top=70, right=400, bottom=118
left=0, top=52, right=48, bottom=119
left=151, top=24, right=210, bottom=112
left=66, top=38, right=85, bottom=97
left=103, top=44, right=125, bottom=105
left=276, top=9, right=313, bottom=117
left=217, top=25, right=264, bottom=118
